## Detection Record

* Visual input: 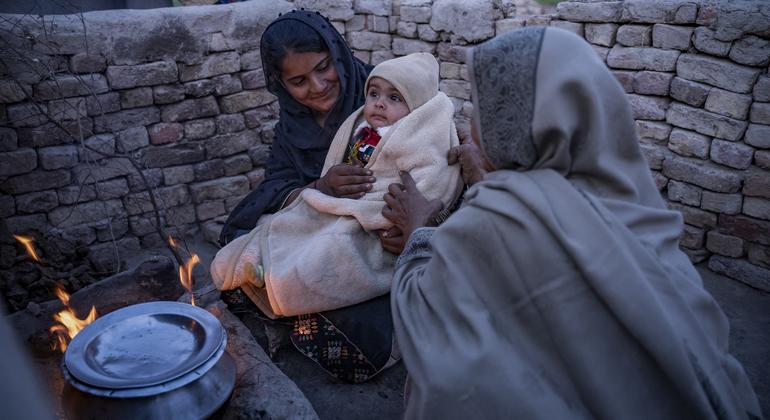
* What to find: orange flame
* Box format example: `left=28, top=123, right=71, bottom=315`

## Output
left=168, top=236, right=198, bottom=306
left=14, top=235, right=40, bottom=262
left=179, top=254, right=200, bottom=306
left=49, top=286, right=97, bottom=352
left=54, top=286, right=70, bottom=306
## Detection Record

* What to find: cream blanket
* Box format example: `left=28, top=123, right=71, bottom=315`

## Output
left=211, top=92, right=461, bottom=317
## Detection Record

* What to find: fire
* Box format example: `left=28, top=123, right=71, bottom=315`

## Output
left=168, top=235, right=199, bottom=306
left=179, top=254, right=200, bottom=306
left=14, top=235, right=97, bottom=352
left=14, top=235, right=40, bottom=261
left=49, top=286, right=97, bottom=352
left=54, top=286, right=70, bottom=305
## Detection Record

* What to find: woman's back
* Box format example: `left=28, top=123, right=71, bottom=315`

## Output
left=390, top=27, right=762, bottom=419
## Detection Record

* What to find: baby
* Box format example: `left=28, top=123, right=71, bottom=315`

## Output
left=346, top=75, right=410, bottom=166
left=212, top=53, right=461, bottom=318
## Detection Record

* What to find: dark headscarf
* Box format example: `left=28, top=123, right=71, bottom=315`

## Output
left=220, top=10, right=372, bottom=244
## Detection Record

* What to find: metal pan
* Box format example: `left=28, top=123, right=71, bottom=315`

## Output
left=65, top=301, right=225, bottom=389
left=62, top=331, right=226, bottom=398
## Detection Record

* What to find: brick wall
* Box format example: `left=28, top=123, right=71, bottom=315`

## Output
left=548, top=0, right=770, bottom=290
left=0, top=1, right=286, bottom=274
left=1, top=0, right=768, bottom=291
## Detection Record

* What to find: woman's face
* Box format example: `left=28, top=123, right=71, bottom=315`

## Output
left=280, top=50, right=341, bottom=117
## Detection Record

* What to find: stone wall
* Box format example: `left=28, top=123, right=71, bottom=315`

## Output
left=1, top=0, right=768, bottom=295
left=549, top=0, right=770, bottom=290
left=0, top=1, right=289, bottom=292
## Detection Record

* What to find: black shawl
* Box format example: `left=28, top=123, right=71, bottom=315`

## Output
left=220, top=10, right=372, bottom=244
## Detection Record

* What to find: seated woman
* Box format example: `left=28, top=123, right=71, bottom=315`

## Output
left=217, top=11, right=458, bottom=383
left=382, top=27, right=762, bottom=418
left=217, top=11, right=382, bottom=383
left=219, top=10, right=372, bottom=244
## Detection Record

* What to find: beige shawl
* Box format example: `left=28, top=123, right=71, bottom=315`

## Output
left=391, top=28, right=761, bottom=419
left=212, top=53, right=461, bottom=317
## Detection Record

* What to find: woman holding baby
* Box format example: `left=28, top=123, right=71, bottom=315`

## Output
left=216, top=10, right=460, bottom=383
left=220, top=11, right=374, bottom=244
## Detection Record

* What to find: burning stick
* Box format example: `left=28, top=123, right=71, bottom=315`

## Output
left=168, top=235, right=200, bottom=306
left=179, top=254, right=200, bottom=306
left=13, top=235, right=41, bottom=262
left=50, top=286, right=98, bottom=352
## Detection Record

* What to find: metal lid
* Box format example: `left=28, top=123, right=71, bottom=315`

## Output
left=64, top=301, right=225, bottom=389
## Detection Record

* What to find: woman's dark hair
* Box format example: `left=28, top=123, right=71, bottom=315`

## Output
left=262, top=19, right=329, bottom=79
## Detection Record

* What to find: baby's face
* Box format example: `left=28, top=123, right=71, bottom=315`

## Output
left=364, top=77, right=410, bottom=129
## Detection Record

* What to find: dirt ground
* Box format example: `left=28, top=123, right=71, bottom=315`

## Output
left=699, top=267, right=770, bottom=417
left=190, top=235, right=769, bottom=419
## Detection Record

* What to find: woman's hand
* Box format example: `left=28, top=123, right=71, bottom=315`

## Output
left=448, top=123, right=494, bottom=186
left=382, top=171, right=443, bottom=241
left=315, top=163, right=375, bottom=198
left=377, top=226, right=407, bottom=254
left=448, top=141, right=489, bottom=186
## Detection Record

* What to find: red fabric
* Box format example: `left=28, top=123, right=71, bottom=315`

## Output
left=358, top=126, right=381, bottom=147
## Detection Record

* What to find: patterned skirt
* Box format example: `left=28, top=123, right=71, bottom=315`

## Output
left=222, top=289, right=398, bottom=383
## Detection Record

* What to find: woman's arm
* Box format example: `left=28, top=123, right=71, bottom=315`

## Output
left=263, top=139, right=312, bottom=212
left=378, top=170, right=455, bottom=254
left=378, top=128, right=490, bottom=254
left=219, top=137, right=306, bottom=244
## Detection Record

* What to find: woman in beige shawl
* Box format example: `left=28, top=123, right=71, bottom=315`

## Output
left=383, top=27, right=762, bottom=419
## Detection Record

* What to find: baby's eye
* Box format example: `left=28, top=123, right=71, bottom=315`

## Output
left=390, top=95, right=402, bottom=102
left=369, top=90, right=379, bottom=98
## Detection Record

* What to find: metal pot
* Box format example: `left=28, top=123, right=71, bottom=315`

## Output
left=61, top=301, right=236, bottom=420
